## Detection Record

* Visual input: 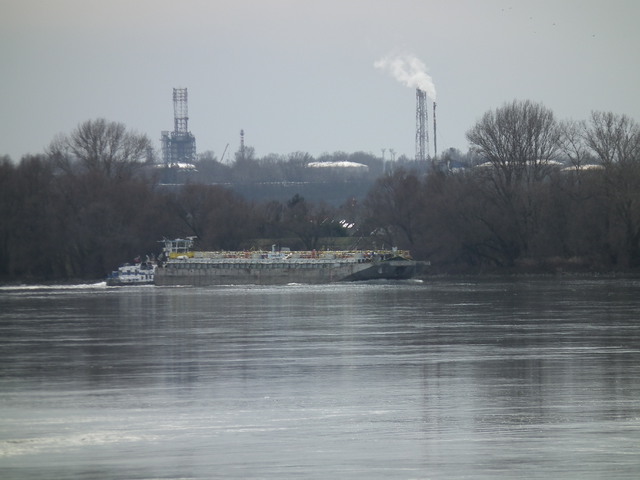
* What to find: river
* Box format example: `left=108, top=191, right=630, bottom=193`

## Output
left=1, top=278, right=639, bottom=479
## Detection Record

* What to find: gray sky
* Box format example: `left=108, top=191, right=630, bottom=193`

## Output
left=2, top=0, right=639, bottom=162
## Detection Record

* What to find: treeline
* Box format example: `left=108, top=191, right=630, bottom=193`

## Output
left=0, top=153, right=358, bottom=281
left=371, top=100, right=640, bottom=272
left=1, top=101, right=640, bottom=282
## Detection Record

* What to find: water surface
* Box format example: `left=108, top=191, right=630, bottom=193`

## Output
left=1, top=278, right=639, bottom=479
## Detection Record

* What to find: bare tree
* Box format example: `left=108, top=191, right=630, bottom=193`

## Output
left=362, top=168, right=424, bottom=250
left=48, top=118, right=151, bottom=180
left=466, top=100, right=561, bottom=187
left=465, top=100, right=562, bottom=266
left=583, top=111, right=640, bottom=167
left=169, top=184, right=255, bottom=251
left=583, top=111, right=640, bottom=267
left=559, top=119, right=594, bottom=172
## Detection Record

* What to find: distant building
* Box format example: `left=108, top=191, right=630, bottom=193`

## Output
left=307, top=161, right=369, bottom=175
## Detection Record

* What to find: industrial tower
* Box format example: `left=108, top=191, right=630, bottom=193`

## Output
left=415, top=89, right=430, bottom=162
left=161, top=88, right=196, bottom=166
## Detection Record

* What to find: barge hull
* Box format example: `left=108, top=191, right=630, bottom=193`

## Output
left=155, top=259, right=422, bottom=286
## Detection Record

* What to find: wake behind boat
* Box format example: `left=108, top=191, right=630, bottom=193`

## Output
left=155, top=238, right=426, bottom=286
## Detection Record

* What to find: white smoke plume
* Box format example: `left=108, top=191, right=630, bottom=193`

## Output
left=374, top=53, right=437, bottom=100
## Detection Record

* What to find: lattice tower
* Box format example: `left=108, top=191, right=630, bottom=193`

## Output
left=415, top=89, right=430, bottom=162
left=161, top=87, right=196, bottom=166
left=173, top=88, right=189, bottom=134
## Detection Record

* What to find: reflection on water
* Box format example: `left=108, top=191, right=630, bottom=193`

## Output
left=1, top=278, right=640, bottom=479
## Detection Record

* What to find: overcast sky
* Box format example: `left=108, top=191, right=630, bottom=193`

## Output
left=2, top=0, right=639, bottom=162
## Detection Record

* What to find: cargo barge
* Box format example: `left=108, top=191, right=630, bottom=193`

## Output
left=155, top=238, right=425, bottom=286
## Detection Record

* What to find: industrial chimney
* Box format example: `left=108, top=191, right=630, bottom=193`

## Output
left=433, top=101, right=437, bottom=159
